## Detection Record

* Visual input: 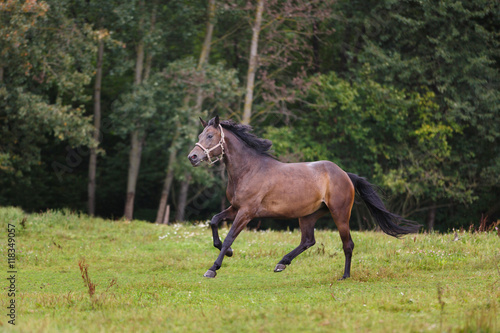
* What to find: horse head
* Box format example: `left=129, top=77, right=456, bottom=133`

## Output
left=188, top=115, right=225, bottom=166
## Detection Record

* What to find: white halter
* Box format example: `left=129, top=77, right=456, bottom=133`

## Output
left=195, top=125, right=225, bottom=165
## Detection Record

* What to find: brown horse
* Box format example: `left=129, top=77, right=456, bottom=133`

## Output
left=188, top=116, right=420, bottom=279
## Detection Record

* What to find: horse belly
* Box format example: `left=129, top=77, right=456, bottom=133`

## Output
left=257, top=188, right=324, bottom=219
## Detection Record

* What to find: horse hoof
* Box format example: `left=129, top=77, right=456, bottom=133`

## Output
left=225, top=247, right=233, bottom=257
left=338, top=275, right=349, bottom=281
left=203, top=270, right=217, bottom=278
left=274, top=264, right=286, bottom=272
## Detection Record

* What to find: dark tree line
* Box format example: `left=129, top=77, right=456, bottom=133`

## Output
left=1, top=0, right=498, bottom=231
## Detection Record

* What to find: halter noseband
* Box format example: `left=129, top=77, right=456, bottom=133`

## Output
left=195, top=125, right=225, bottom=165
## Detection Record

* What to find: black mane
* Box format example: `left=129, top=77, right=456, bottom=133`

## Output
left=208, top=118, right=274, bottom=157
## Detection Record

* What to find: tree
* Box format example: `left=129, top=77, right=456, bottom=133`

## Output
left=336, top=0, right=500, bottom=227
left=152, top=57, right=240, bottom=223
left=265, top=71, right=463, bottom=228
left=82, top=0, right=123, bottom=217
left=155, top=0, right=246, bottom=223
left=88, top=30, right=105, bottom=216
left=107, top=0, right=159, bottom=220
left=241, top=0, right=264, bottom=125
left=0, top=0, right=96, bottom=200
left=217, top=0, right=334, bottom=124
left=110, top=0, right=213, bottom=221
left=156, top=0, right=217, bottom=224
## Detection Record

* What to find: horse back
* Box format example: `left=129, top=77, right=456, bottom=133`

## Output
left=227, top=159, right=353, bottom=219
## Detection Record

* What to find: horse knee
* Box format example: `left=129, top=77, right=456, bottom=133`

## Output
left=210, top=218, right=219, bottom=228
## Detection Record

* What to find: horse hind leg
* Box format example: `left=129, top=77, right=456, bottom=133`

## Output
left=338, top=227, right=355, bottom=280
left=327, top=189, right=355, bottom=280
left=274, top=208, right=328, bottom=273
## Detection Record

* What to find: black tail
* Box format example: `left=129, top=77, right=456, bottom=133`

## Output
left=347, top=173, right=421, bottom=237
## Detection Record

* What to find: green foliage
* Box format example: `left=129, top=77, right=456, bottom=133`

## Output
left=4, top=207, right=499, bottom=332
left=1, top=0, right=498, bottom=229
left=111, top=80, right=160, bottom=137
left=267, top=71, right=474, bottom=217
left=0, top=0, right=98, bottom=212
left=326, top=0, right=500, bottom=226
left=0, top=0, right=96, bottom=176
left=165, top=58, right=241, bottom=185
left=111, top=56, right=240, bottom=187
left=358, top=0, right=500, bottom=141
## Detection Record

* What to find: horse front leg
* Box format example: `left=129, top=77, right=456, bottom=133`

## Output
left=210, top=206, right=237, bottom=257
left=204, top=210, right=252, bottom=278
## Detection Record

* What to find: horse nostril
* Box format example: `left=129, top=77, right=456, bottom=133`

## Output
left=190, top=154, right=198, bottom=161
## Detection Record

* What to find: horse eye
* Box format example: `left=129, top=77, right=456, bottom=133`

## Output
left=207, top=134, right=213, bottom=139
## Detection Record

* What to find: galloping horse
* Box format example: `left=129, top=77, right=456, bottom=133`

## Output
left=188, top=116, right=420, bottom=279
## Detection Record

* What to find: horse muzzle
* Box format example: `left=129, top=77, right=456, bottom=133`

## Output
left=188, top=152, right=201, bottom=166
left=188, top=147, right=207, bottom=167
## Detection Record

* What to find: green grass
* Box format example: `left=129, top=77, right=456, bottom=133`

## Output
left=1, top=206, right=498, bottom=332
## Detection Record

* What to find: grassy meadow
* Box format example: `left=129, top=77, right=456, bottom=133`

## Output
left=0, top=206, right=498, bottom=332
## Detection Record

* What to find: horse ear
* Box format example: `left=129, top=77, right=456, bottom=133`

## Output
left=199, top=117, right=208, bottom=128
left=214, top=115, right=220, bottom=127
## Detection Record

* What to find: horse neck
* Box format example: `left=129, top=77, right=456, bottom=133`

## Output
left=222, top=130, right=268, bottom=179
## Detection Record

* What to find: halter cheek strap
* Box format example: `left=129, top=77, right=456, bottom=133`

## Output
left=195, top=125, right=225, bottom=165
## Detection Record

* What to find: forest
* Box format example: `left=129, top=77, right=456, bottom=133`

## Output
left=1, top=0, right=499, bottom=231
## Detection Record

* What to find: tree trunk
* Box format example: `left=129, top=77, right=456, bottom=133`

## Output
left=124, top=131, right=145, bottom=220
left=88, top=37, right=104, bottom=217
left=155, top=145, right=177, bottom=224
left=143, top=2, right=156, bottom=82
left=195, top=0, right=216, bottom=110
left=134, top=42, right=144, bottom=86
left=175, top=174, right=191, bottom=222
left=123, top=39, right=145, bottom=220
left=186, top=0, right=216, bottom=116
left=242, top=0, right=264, bottom=125
left=157, top=0, right=217, bottom=223
left=163, top=205, right=170, bottom=224
left=427, top=204, right=436, bottom=231
left=124, top=1, right=150, bottom=220
left=198, top=0, right=216, bottom=70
